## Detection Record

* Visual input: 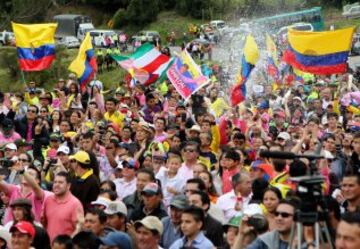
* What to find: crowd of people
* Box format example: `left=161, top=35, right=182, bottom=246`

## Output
left=0, top=32, right=359, bottom=249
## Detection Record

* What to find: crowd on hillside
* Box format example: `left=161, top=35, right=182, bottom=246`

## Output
left=0, top=39, right=359, bottom=249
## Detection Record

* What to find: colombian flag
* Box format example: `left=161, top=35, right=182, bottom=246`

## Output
left=12, top=22, right=57, bottom=71
left=68, top=32, right=97, bottom=91
left=231, top=34, right=259, bottom=106
left=283, top=27, right=355, bottom=75
left=266, top=34, right=280, bottom=80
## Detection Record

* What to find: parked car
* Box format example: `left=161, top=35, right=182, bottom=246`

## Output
left=343, top=5, right=360, bottom=18
left=131, top=31, right=160, bottom=43
left=210, top=20, right=228, bottom=35
left=57, top=36, right=80, bottom=48
left=0, top=31, right=15, bottom=46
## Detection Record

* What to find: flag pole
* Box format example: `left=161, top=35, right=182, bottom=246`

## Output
left=20, top=70, right=26, bottom=85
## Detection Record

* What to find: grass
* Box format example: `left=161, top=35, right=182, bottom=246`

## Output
left=323, top=7, right=360, bottom=30
left=121, top=11, right=207, bottom=45
left=0, top=47, right=127, bottom=91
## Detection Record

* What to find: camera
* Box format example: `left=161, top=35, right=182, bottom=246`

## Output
left=48, top=158, right=58, bottom=166
left=0, top=159, right=14, bottom=168
left=291, top=175, right=324, bottom=225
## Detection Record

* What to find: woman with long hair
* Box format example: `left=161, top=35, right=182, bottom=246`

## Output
left=211, top=151, right=226, bottom=196
left=49, top=110, right=62, bottom=133
left=261, top=187, right=282, bottom=231
left=5, top=198, right=50, bottom=249
left=199, top=171, right=218, bottom=203
left=69, top=110, right=82, bottom=132
left=65, top=83, right=83, bottom=110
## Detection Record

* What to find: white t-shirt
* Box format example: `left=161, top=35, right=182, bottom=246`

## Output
left=156, top=168, right=185, bottom=208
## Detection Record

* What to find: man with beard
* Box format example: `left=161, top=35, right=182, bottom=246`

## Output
left=246, top=199, right=296, bottom=249
left=42, top=172, right=84, bottom=242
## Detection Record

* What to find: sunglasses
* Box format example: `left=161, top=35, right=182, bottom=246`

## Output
left=70, top=159, right=77, bottom=163
left=184, top=148, right=196, bottom=153
left=27, top=109, right=37, bottom=113
left=275, top=211, right=293, bottom=218
left=40, top=110, right=47, bottom=113
left=19, top=159, right=28, bottom=162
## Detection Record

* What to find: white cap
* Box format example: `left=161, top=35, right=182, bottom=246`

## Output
left=91, top=197, right=110, bottom=208
left=104, top=201, right=128, bottom=216
left=134, top=216, right=163, bottom=235
left=252, top=84, right=264, bottom=94
left=277, top=132, right=291, bottom=141
left=57, top=145, right=70, bottom=155
left=5, top=143, right=17, bottom=151
left=189, top=125, right=201, bottom=133
left=243, top=203, right=263, bottom=216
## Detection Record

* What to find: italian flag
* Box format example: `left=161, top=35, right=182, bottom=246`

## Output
left=112, top=43, right=173, bottom=86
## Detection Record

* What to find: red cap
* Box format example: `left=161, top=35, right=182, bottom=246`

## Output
left=274, top=111, right=286, bottom=119
left=10, top=221, right=35, bottom=239
left=256, top=164, right=275, bottom=179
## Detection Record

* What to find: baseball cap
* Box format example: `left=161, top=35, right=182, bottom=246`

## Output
left=118, top=142, right=130, bottom=150
left=257, top=101, right=269, bottom=110
left=101, top=232, right=132, bottom=249
left=134, top=216, right=163, bottom=235
left=91, top=197, right=110, bottom=209
left=57, top=145, right=70, bottom=155
left=254, top=164, right=275, bottom=180
left=104, top=201, right=128, bottom=216
left=122, top=159, right=138, bottom=169
left=223, top=216, right=242, bottom=232
left=243, top=204, right=263, bottom=216
left=10, top=198, right=32, bottom=208
left=170, top=195, right=188, bottom=210
left=273, top=110, right=286, bottom=119
left=10, top=221, right=35, bottom=239
left=277, top=132, right=290, bottom=141
left=5, top=143, right=17, bottom=151
left=138, top=122, right=151, bottom=133
left=141, top=182, right=161, bottom=196
left=69, top=151, right=90, bottom=164
left=189, top=125, right=201, bottom=133
left=50, top=133, right=62, bottom=141
left=14, top=139, right=31, bottom=148
left=1, top=119, right=14, bottom=131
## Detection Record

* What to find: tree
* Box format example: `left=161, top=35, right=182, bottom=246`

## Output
left=0, top=0, right=51, bottom=30
left=159, top=0, right=176, bottom=10
left=125, top=0, right=160, bottom=26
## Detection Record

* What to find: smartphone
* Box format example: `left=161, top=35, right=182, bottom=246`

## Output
left=181, top=113, right=186, bottom=122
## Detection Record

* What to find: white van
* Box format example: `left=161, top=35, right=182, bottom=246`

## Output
left=89, top=30, right=116, bottom=47
left=210, top=20, right=228, bottom=34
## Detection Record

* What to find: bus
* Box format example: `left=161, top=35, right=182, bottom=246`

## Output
left=254, top=7, right=324, bottom=32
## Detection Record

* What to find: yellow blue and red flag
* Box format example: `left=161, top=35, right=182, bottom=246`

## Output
left=68, top=32, right=97, bottom=91
left=12, top=22, right=57, bottom=71
left=283, top=27, right=355, bottom=75
left=266, top=34, right=280, bottom=80
left=231, top=34, right=259, bottom=106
